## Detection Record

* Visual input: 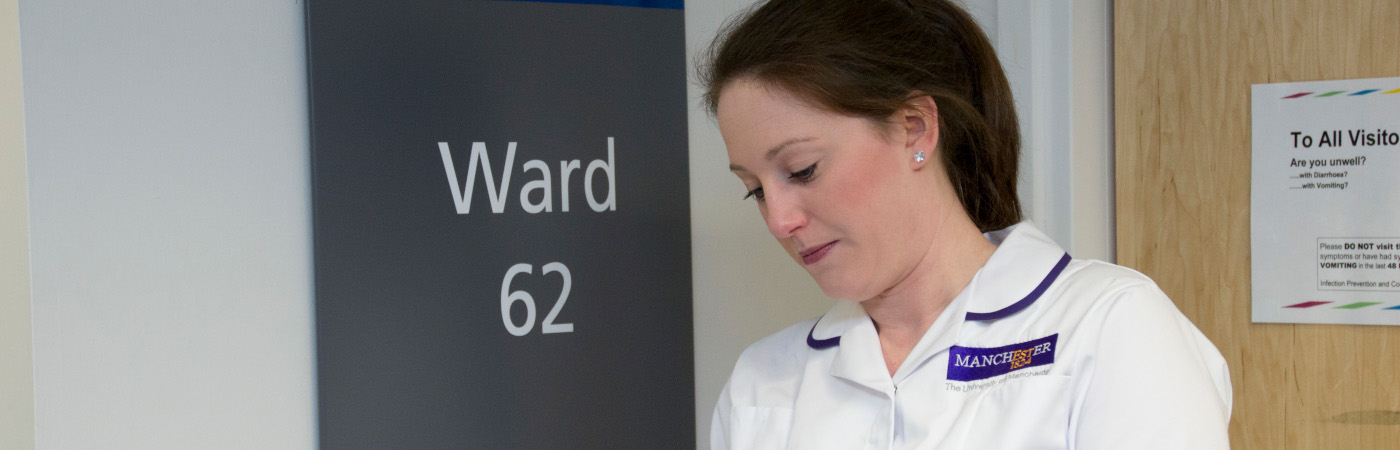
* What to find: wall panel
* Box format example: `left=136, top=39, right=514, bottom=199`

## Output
left=1116, top=0, right=1400, bottom=447
left=1, top=0, right=35, bottom=446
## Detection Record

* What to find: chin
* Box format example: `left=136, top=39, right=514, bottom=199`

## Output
left=808, top=273, right=870, bottom=302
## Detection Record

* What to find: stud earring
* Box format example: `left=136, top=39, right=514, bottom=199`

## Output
left=914, top=151, right=926, bottom=163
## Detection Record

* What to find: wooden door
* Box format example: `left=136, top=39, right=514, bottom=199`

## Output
left=1115, top=0, right=1400, bottom=448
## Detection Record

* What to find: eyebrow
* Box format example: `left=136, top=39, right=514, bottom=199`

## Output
left=728, top=137, right=817, bottom=172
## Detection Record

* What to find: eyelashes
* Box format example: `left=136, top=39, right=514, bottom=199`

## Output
left=742, top=163, right=818, bottom=201
left=742, top=187, right=765, bottom=201
left=789, top=163, right=817, bottom=182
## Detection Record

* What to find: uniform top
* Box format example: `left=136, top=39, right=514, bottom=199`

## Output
left=712, top=222, right=1232, bottom=450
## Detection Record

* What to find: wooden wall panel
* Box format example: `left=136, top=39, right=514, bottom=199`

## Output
left=1115, top=0, right=1400, bottom=448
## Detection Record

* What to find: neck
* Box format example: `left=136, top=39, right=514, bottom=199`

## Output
left=864, top=209, right=998, bottom=375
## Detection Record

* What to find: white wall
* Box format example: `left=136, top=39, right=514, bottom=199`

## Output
left=20, top=1, right=315, bottom=448
left=1068, top=0, right=1115, bottom=262
left=1, top=0, right=35, bottom=448
left=996, top=0, right=1116, bottom=262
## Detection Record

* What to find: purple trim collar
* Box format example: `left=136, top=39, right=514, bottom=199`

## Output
left=806, top=322, right=841, bottom=350
left=964, top=253, right=1071, bottom=322
left=805, top=252, right=1070, bottom=349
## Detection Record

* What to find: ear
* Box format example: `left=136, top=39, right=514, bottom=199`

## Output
left=899, top=95, right=940, bottom=168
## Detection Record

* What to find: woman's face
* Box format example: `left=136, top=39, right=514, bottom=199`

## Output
left=717, top=79, right=942, bottom=301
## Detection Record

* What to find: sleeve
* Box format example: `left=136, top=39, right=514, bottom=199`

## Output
left=710, top=380, right=732, bottom=450
left=1071, top=283, right=1232, bottom=449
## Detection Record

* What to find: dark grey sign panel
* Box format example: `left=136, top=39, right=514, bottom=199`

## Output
left=306, top=1, right=693, bottom=448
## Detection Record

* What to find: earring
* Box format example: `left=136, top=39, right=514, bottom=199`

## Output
left=914, top=151, right=926, bottom=163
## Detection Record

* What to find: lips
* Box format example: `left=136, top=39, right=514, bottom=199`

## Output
left=799, top=241, right=837, bottom=265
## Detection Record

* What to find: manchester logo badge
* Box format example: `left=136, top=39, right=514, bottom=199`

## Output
left=947, top=334, right=1058, bottom=382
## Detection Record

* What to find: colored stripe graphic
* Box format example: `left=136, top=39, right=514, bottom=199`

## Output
left=1285, top=301, right=1332, bottom=308
left=1337, top=302, right=1383, bottom=309
left=1386, top=305, right=1400, bottom=310
left=1282, top=88, right=1400, bottom=98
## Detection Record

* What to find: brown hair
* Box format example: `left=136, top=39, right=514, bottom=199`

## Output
left=701, top=0, right=1022, bottom=232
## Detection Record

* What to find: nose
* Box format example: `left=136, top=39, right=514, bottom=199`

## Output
left=761, top=186, right=807, bottom=239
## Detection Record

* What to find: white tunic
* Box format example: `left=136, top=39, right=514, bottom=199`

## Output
left=712, top=222, right=1232, bottom=449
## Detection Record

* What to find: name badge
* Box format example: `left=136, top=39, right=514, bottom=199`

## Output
left=947, top=334, right=1058, bottom=382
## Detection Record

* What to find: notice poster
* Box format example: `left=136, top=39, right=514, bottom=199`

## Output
left=1252, top=77, right=1400, bottom=325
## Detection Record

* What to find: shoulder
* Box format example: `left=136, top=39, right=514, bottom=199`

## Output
left=1035, top=259, right=1181, bottom=325
left=1050, top=264, right=1234, bottom=445
left=721, top=317, right=818, bottom=406
left=1058, top=259, right=1163, bottom=300
left=1030, top=259, right=1227, bottom=376
left=1045, top=259, right=1233, bottom=408
left=1063, top=260, right=1225, bottom=364
left=1055, top=260, right=1219, bottom=351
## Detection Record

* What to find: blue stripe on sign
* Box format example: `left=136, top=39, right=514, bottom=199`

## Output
left=492, top=0, right=682, bottom=9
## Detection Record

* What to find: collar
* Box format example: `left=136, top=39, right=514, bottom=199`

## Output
left=805, top=281, right=977, bottom=389
left=806, top=300, right=862, bottom=350
left=802, top=221, right=1070, bottom=387
left=804, top=221, right=1070, bottom=347
left=963, top=222, right=1070, bottom=321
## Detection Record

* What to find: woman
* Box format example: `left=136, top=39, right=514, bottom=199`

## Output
left=702, top=0, right=1232, bottom=448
